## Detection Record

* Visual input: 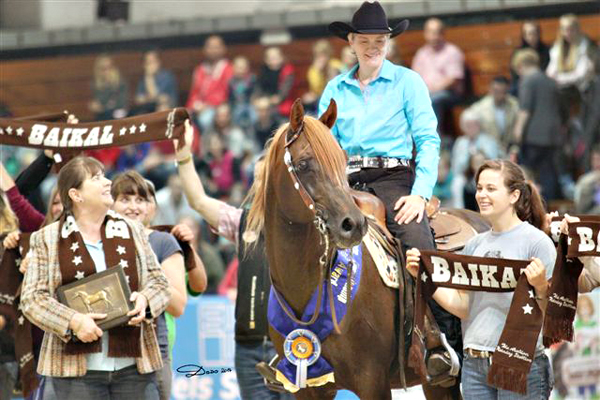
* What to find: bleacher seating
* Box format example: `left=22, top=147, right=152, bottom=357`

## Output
left=0, top=15, right=598, bottom=122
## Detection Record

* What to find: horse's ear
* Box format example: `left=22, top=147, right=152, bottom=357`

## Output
left=288, top=99, right=305, bottom=137
left=319, top=99, right=337, bottom=129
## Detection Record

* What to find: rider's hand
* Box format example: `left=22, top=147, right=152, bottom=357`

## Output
left=394, top=195, right=426, bottom=225
left=405, top=248, right=421, bottom=278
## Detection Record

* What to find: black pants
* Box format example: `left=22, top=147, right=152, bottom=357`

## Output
left=520, top=144, right=560, bottom=201
left=349, top=166, right=464, bottom=361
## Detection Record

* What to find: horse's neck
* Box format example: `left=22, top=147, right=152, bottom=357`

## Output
left=266, top=216, right=326, bottom=317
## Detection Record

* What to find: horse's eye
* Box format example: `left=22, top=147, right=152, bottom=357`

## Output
left=296, top=160, right=309, bottom=172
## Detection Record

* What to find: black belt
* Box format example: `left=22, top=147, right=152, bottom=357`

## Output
left=346, top=156, right=411, bottom=174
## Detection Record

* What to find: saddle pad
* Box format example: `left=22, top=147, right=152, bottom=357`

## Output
left=363, top=226, right=399, bottom=289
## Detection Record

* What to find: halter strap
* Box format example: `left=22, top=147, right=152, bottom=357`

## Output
left=283, top=124, right=317, bottom=214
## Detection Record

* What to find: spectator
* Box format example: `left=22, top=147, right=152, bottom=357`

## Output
left=114, top=143, right=152, bottom=174
left=0, top=192, right=18, bottom=400
left=573, top=144, right=600, bottom=214
left=513, top=49, right=563, bottom=201
left=252, top=96, right=280, bottom=149
left=469, top=76, right=519, bottom=150
left=186, top=35, right=234, bottom=132
left=205, top=133, right=242, bottom=198
left=135, top=50, right=178, bottom=113
left=547, top=14, right=595, bottom=93
left=433, top=150, right=454, bottom=206
left=509, top=21, right=551, bottom=96
left=20, top=156, right=170, bottom=400
left=255, top=47, right=295, bottom=118
left=153, top=173, right=197, bottom=226
left=451, top=109, right=503, bottom=208
left=339, top=45, right=357, bottom=74
left=581, top=51, right=600, bottom=170
left=89, top=54, right=128, bottom=121
left=228, top=56, right=257, bottom=130
left=412, top=18, right=465, bottom=132
left=302, top=40, right=342, bottom=114
left=210, top=104, right=256, bottom=159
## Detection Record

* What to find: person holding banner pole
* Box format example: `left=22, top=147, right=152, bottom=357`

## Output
left=173, top=120, right=292, bottom=399
left=406, top=159, right=556, bottom=399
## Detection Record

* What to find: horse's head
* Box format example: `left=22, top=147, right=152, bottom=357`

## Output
left=248, top=99, right=367, bottom=249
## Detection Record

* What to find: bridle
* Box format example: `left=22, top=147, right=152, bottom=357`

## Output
left=269, top=121, right=354, bottom=334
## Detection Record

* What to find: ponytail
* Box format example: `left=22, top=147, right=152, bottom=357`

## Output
left=514, top=180, right=547, bottom=232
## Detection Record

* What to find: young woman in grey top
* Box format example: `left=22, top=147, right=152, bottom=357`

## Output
left=406, top=159, right=556, bottom=399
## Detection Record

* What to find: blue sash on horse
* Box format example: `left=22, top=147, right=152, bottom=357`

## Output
left=268, top=245, right=363, bottom=392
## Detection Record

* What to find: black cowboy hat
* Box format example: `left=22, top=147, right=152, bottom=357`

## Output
left=329, top=1, right=409, bottom=40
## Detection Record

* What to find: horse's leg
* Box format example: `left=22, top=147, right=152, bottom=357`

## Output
left=422, top=381, right=462, bottom=400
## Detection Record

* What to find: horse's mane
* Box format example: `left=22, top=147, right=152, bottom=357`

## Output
left=245, top=116, right=348, bottom=237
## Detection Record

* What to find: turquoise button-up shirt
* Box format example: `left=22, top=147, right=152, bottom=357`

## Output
left=318, top=59, right=440, bottom=199
left=84, top=240, right=136, bottom=371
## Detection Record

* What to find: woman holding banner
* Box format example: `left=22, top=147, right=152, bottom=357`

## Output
left=20, top=156, right=170, bottom=400
left=406, top=159, right=556, bottom=399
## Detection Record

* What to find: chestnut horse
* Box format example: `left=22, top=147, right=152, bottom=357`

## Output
left=247, top=99, right=467, bottom=399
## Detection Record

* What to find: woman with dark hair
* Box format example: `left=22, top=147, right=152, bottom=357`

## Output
left=110, top=170, right=197, bottom=400
left=20, top=156, right=170, bottom=400
left=406, top=159, right=557, bottom=399
left=510, top=20, right=550, bottom=96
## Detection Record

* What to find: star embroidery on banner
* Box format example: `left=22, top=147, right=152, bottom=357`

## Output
left=16, top=127, right=24, bottom=136
left=72, top=255, right=83, bottom=266
left=70, top=242, right=79, bottom=252
left=18, top=316, right=24, bottom=325
left=421, top=272, right=428, bottom=283
left=75, top=270, right=85, bottom=280
left=15, top=258, right=21, bottom=267
left=129, top=125, right=137, bottom=134
left=125, top=275, right=130, bottom=284
left=522, top=303, right=533, bottom=315
left=0, top=128, right=4, bottom=134
left=139, top=123, right=147, bottom=133
left=528, top=290, right=535, bottom=299
left=119, top=127, right=127, bottom=136
left=116, top=245, right=126, bottom=255
left=6, top=126, right=13, bottom=135
left=119, top=259, right=128, bottom=269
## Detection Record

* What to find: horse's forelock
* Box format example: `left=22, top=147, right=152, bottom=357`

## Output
left=302, top=117, right=347, bottom=187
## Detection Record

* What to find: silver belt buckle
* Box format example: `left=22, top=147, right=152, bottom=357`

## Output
left=386, top=158, right=399, bottom=168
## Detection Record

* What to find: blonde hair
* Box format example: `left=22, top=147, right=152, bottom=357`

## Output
left=93, top=54, right=122, bottom=90
left=556, top=14, right=582, bottom=73
left=0, top=192, right=19, bottom=235
left=41, top=186, right=61, bottom=227
left=511, top=48, right=540, bottom=70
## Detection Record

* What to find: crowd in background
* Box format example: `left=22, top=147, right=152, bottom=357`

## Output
left=1, top=13, right=599, bottom=299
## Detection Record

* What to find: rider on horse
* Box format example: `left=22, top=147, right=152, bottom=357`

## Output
left=319, top=0, right=462, bottom=387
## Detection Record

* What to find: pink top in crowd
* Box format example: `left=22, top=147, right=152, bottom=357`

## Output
left=411, top=42, right=466, bottom=95
left=6, top=186, right=45, bottom=233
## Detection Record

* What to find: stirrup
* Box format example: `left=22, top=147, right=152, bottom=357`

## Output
left=425, top=333, right=460, bottom=386
left=256, top=355, right=287, bottom=393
